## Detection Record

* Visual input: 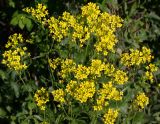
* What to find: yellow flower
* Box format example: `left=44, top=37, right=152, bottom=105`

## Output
left=23, top=3, right=48, bottom=24
left=134, top=92, right=149, bottom=110
left=46, top=2, right=122, bottom=50
left=145, top=63, right=158, bottom=83
left=120, top=47, right=153, bottom=67
left=47, top=16, right=63, bottom=41
left=89, top=59, right=105, bottom=78
left=94, top=82, right=123, bottom=111
left=103, top=108, right=119, bottom=124
left=66, top=80, right=77, bottom=95
left=5, top=33, right=23, bottom=48
left=67, top=81, right=95, bottom=103
left=93, top=96, right=109, bottom=111
left=52, top=89, right=66, bottom=103
left=2, top=33, right=30, bottom=71
left=74, top=64, right=90, bottom=80
left=34, top=87, right=49, bottom=111
left=60, top=59, right=76, bottom=79
left=113, top=70, right=128, bottom=85
left=104, top=63, right=115, bottom=76
left=48, top=58, right=61, bottom=70
left=81, top=2, right=100, bottom=21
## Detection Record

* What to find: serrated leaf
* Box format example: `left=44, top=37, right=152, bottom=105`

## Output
left=10, top=17, right=19, bottom=26
left=28, top=102, right=36, bottom=110
left=25, top=18, right=33, bottom=31
left=12, top=11, right=19, bottom=17
left=19, top=20, right=25, bottom=29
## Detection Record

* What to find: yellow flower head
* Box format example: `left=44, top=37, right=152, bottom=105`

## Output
left=52, top=89, right=66, bottom=103
left=134, top=92, right=149, bottom=110
left=145, top=63, right=158, bottom=83
left=2, top=33, right=30, bottom=71
left=120, top=47, right=153, bottom=67
left=60, top=59, right=76, bottom=78
left=46, top=2, right=122, bottom=50
left=81, top=2, right=100, bottom=24
left=70, top=81, right=95, bottom=103
left=34, top=87, right=49, bottom=110
left=74, top=64, right=90, bottom=80
left=49, top=58, right=61, bottom=70
left=93, top=82, right=123, bottom=111
left=23, top=3, right=48, bottom=23
left=89, top=59, right=105, bottom=77
left=113, top=70, right=128, bottom=85
left=103, top=108, right=119, bottom=124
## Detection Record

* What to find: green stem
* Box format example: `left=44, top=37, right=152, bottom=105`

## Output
left=84, top=41, right=90, bottom=63
left=18, top=72, right=25, bottom=85
left=44, top=110, right=46, bottom=122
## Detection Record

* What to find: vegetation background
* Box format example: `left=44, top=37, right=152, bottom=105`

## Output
left=1, top=0, right=160, bottom=123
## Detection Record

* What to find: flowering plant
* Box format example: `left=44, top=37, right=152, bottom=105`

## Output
left=2, top=2, right=159, bottom=124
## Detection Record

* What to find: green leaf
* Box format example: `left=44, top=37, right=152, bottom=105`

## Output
left=129, top=2, right=137, bottom=17
left=19, top=20, right=25, bottom=29
left=33, top=115, right=43, bottom=121
left=147, top=12, right=160, bottom=21
left=0, top=70, right=6, bottom=80
left=11, top=82, right=19, bottom=98
left=153, top=112, right=160, bottom=121
left=0, top=108, right=7, bottom=117
left=25, top=18, right=33, bottom=31
left=132, top=112, right=144, bottom=124
left=28, top=102, right=36, bottom=110
left=10, top=17, right=19, bottom=26
left=21, top=120, right=28, bottom=124
left=8, top=0, right=15, bottom=8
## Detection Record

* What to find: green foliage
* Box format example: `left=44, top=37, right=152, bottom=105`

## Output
left=10, top=11, right=33, bottom=31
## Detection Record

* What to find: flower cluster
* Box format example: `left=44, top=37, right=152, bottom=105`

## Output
left=2, top=33, right=30, bottom=71
left=93, top=82, right=123, bottom=111
left=23, top=2, right=157, bottom=124
left=145, top=63, right=158, bottom=83
left=66, top=80, right=95, bottom=103
left=60, top=59, right=76, bottom=79
left=103, top=108, right=119, bottom=124
left=52, top=89, right=66, bottom=103
left=120, top=46, right=153, bottom=67
left=46, top=2, right=123, bottom=54
left=66, top=80, right=77, bottom=95
left=49, top=57, right=127, bottom=110
left=134, top=92, right=149, bottom=110
left=113, top=70, right=128, bottom=85
left=89, top=59, right=106, bottom=78
left=104, top=63, right=115, bottom=76
left=5, top=33, right=23, bottom=48
left=74, top=65, right=90, bottom=80
left=48, top=58, right=61, bottom=70
left=34, top=87, right=49, bottom=110
left=49, top=58, right=76, bottom=79
left=23, top=3, right=48, bottom=24
left=81, top=2, right=100, bottom=24
left=47, top=15, right=69, bottom=42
